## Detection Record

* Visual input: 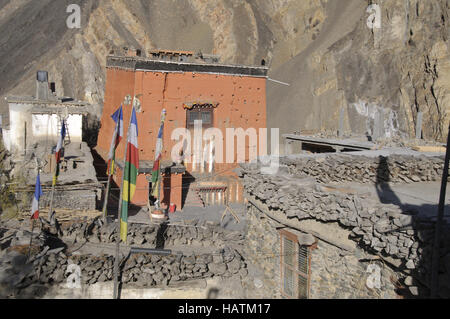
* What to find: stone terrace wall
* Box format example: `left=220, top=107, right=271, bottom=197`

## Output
left=40, top=188, right=100, bottom=211
left=61, top=219, right=244, bottom=247
left=239, top=164, right=450, bottom=298
left=0, top=220, right=248, bottom=298
left=282, top=154, right=445, bottom=184
left=11, top=247, right=246, bottom=290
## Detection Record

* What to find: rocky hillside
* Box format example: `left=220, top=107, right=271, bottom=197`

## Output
left=0, top=0, right=448, bottom=142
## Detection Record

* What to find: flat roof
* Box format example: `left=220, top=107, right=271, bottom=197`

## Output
left=148, top=49, right=194, bottom=55
left=106, top=55, right=269, bottom=78
left=283, top=134, right=376, bottom=151
left=5, top=96, right=88, bottom=107
left=281, top=147, right=446, bottom=163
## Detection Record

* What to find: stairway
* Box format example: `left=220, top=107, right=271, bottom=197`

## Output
left=183, top=186, right=205, bottom=208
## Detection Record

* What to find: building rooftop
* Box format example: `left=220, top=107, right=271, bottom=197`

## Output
left=2, top=71, right=90, bottom=127
left=106, top=55, right=269, bottom=78
left=5, top=95, right=88, bottom=106
left=5, top=96, right=88, bottom=114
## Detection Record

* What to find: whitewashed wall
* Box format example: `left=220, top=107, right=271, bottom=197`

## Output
left=32, top=114, right=82, bottom=143
left=1, top=129, right=11, bottom=151
left=7, top=102, right=83, bottom=154
left=8, top=103, right=32, bottom=154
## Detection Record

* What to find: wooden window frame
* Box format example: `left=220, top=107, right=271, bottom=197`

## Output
left=279, top=229, right=314, bottom=299
left=186, top=108, right=214, bottom=129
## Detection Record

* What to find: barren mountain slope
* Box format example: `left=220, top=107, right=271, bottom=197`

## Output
left=269, top=0, right=450, bottom=143
left=0, top=0, right=448, bottom=143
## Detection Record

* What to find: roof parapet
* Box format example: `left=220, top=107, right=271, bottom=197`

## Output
left=106, top=55, right=269, bottom=78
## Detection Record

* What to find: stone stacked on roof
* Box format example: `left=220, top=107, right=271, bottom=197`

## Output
left=239, top=152, right=450, bottom=298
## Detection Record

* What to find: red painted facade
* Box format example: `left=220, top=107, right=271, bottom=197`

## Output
left=96, top=55, right=268, bottom=208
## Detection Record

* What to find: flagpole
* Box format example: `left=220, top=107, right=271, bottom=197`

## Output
left=113, top=108, right=132, bottom=299
left=103, top=107, right=122, bottom=222
left=157, top=166, right=162, bottom=209
left=49, top=119, right=64, bottom=225
left=153, top=109, right=166, bottom=212
left=48, top=170, right=56, bottom=224
left=102, top=160, right=113, bottom=221
left=27, top=216, right=36, bottom=262
left=28, top=165, right=40, bottom=262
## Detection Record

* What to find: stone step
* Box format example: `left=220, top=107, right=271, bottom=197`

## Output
left=184, top=188, right=205, bottom=207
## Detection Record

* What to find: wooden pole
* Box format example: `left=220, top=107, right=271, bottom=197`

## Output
left=102, top=169, right=112, bottom=221
left=48, top=120, right=62, bottom=225
left=113, top=109, right=132, bottom=299
left=26, top=219, right=35, bottom=262
left=157, top=167, right=162, bottom=209
left=28, top=162, right=40, bottom=262
left=430, top=124, right=450, bottom=298
left=48, top=180, right=56, bottom=224
left=103, top=115, right=121, bottom=221
left=154, top=109, right=166, bottom=211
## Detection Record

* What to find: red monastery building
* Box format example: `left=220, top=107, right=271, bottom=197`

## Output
left=96, top=49, right=268, bottom=211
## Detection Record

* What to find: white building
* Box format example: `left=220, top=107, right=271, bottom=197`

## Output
left=1, top=71, right=88, bottom=155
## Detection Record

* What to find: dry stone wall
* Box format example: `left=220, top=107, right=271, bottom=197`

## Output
left=61, top=219, right=244, bottom=247
left=309, top=239, right=398, bottom=299
left=282, top=154, right=445, bottom=184
left=6, top=247, right=246, bottom=289
left=239, top=157, right=450, bottom=298
left=245, top=199, right=399, bottom=299
left=242, top=203, right=281, bottom=298
left=40, top=189, right=99, bottom=211
left=0, top=220, right=248, bottom=298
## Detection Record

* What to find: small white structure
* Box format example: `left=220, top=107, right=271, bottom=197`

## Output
left=2, top=71, right=88, bottom=155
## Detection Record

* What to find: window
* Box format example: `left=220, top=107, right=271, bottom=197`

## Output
left=186, top=108, right=213, bottom=127
left=280, top=229, right=312, bottom=299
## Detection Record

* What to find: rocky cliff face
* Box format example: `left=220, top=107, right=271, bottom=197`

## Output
left=268, top=0, right=450, bottom=143
left=0, top=0, right=448, bottom=142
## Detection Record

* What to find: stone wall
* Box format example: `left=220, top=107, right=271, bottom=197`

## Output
left=9, top=247, right=246, bottom=290
left=239, top=159, right=450, bottom=298
left=242, top=203, right=281, bottom=298
left=61, top=219, right=244, bottom=247
left=245, top=199, right=399, bottom=299
left=0, top=220, right=248, bottom=298
left=40, top=188, right=100, bottom=211
left=309, top=239, right=398, bottom=299
left=282, top=154, right=445, bottom=184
